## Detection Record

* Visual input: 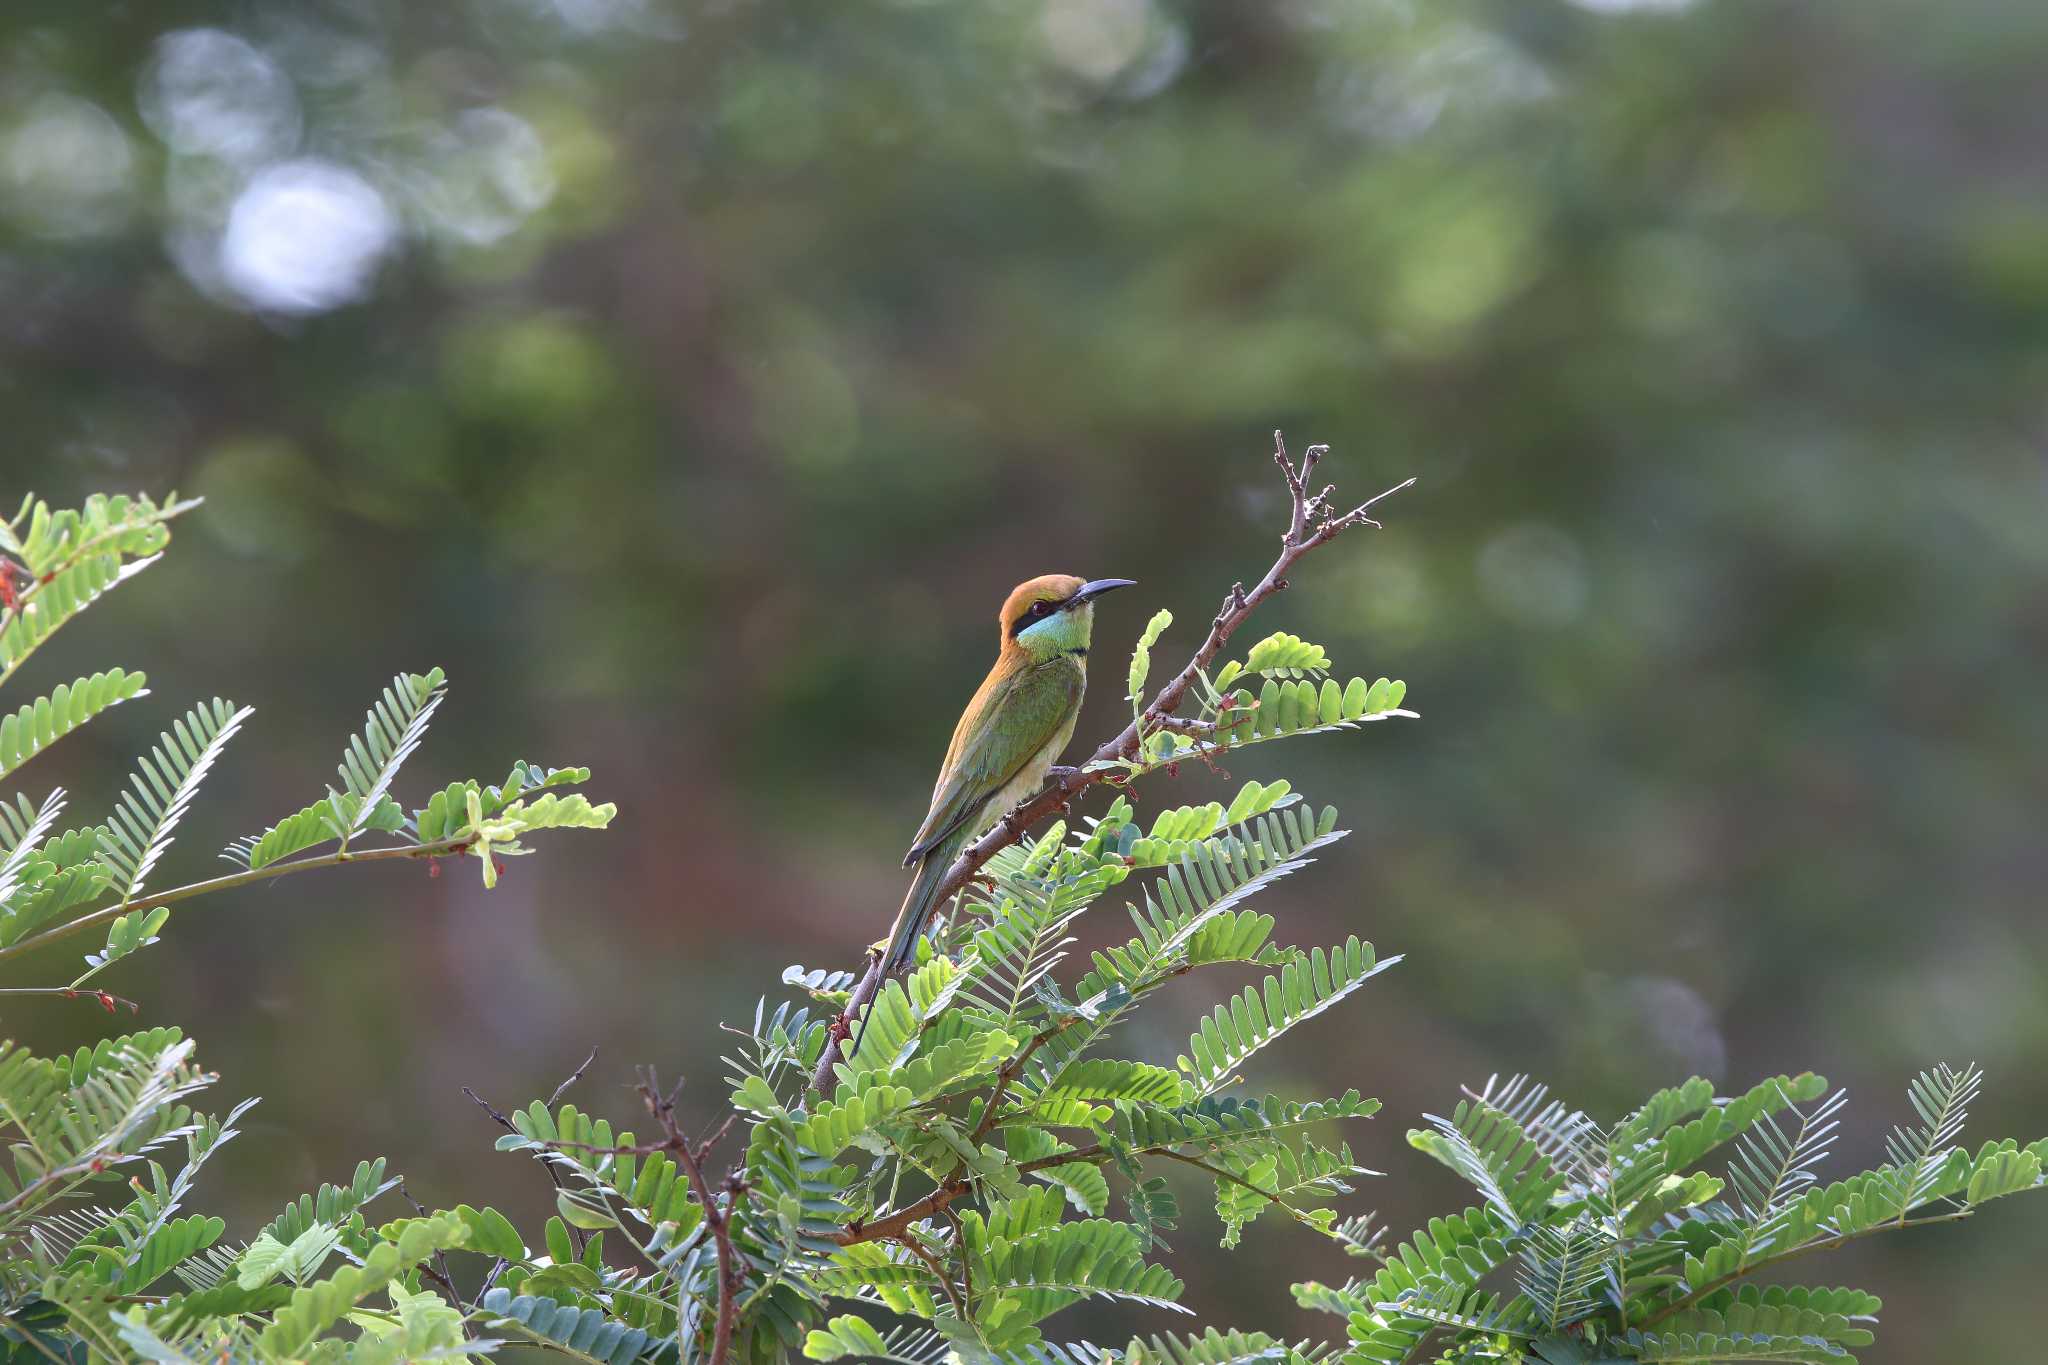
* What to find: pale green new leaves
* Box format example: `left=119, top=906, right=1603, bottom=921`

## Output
left=1233, top=631, right=1330, bottom=680
left=236, top=1223, right=343, bottom=1289
left=1129, top=608, right=1174, bottom=719
left=0, top=493, right=196, bottom=687
left=461, top=789, right=617, bottom=888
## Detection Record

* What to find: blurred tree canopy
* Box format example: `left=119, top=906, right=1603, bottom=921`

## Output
left=3, top=0, right=2044, bottom=1356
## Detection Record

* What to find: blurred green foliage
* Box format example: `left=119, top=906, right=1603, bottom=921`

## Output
left=3, top=0, right=2045, bottom=1356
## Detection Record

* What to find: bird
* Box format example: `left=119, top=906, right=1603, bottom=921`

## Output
left=879, top=574, right=1135, bottom=975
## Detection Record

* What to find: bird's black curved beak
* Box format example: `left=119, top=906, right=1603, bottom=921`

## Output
left=1072, top=578, right=1137, bottom=605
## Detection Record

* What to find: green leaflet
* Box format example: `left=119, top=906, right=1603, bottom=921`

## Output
left=1121, top=1327, right=1321, bottom=1365
left=1128, top=608, right=1174, bottom=715
left=1238, top=631, right=1331, bottom=678
left=0, top=670, right=148, bottom=783
left=0, top=556, right=156, bottom=685
left=1178, top=936, right=1394, bottom=1094
left=412, top=760, right=593, bottom=841
left=1024, top=1059, right=1188, bottom=1108
left=805, top=1314, right=950, bottom=1364
left=2, top=492, right=190, bottom=579
left=255, top=1213, right=467, bottom=1357
left=480, top=1286, right=659, bottom=1364
left=333, top=670, right=446, bottom=839
left=223, top=794, right=405, bottom=870
left=794, top=1085, right=915, bottom=1157
left=97, top=698, right=253, bottom=908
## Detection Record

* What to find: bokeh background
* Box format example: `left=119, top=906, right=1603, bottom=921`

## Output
left=5, top=0, right=2047, bottom=1356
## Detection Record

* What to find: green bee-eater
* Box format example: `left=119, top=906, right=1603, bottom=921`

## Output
left=880, top=574, right=1135, bottom=974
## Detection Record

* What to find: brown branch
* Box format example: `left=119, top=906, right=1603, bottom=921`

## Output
left=807, top=435, right=1412, bottom=1096
left=808, top=949, right=885, bottom=1093
left=894, top=1229, right=968, bottom=1319
left=637, top=1071, right=744, bottom=1365
left=969, top=1016, right=1085, bottom=1145
left=836, top=1146, right=1108, bottom=1247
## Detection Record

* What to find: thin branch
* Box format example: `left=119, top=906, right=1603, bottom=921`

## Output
left=548, top=1046, right=600, bottom=1107
left=941, top=1206, right=972, bottom=1313
left=398, top=1179, right=464, bottom=1305
left=894, top=1229, right=968, bottom=1319
left=838, top=1146, right=1110, bottom=1246
left=969, top=1016, right=1085, bottom=1145
left=465, top=1080, right=588, bottom=1255
left=807, top=434, right=1412, bottom=1094
left=0, top=986, right=140, bottom=1013
left=808, top=949, right=885, bottom=1093
left=0, top=834, right=475, bottom=967
left=1145, top=1147, right=1335, bottom=1232
left=639, top=1071, right=743, bottom=1365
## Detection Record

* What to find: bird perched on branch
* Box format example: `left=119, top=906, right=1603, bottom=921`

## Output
left=880, top=574, right=1135, bottom=975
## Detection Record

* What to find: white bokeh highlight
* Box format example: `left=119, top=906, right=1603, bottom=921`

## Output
left=220, top=160, right=397, bottom=314
left=139, top=29, right=302, bottom=165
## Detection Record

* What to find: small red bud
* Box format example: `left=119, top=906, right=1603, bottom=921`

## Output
left=427, top=859, right=441, bottom=879
left=89, top=1158, right=105, bottom=1173
left=97, top=992, right=117, bottom=1013
left=493, top=858, right=506, bottom=877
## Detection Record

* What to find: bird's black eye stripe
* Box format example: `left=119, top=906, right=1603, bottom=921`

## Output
left=1010, top=598, right=1062, bottom=636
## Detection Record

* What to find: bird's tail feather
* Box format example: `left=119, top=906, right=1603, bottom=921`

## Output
left=881, top=845, right=958, bottom=976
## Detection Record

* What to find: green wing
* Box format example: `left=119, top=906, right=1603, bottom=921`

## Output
left=904, top=661, right=1082, bottom=866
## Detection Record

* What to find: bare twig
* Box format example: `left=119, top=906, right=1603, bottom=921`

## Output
left=807, top=434, right=1412, bottom=1095
left=398, top=1180, right=464, bottom=1304
left=465, top=1081, right=589, bottom=1255
left=637, top=1070, right=744, bottom=1365
left=548, top=1046, right=600, bottom=1107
